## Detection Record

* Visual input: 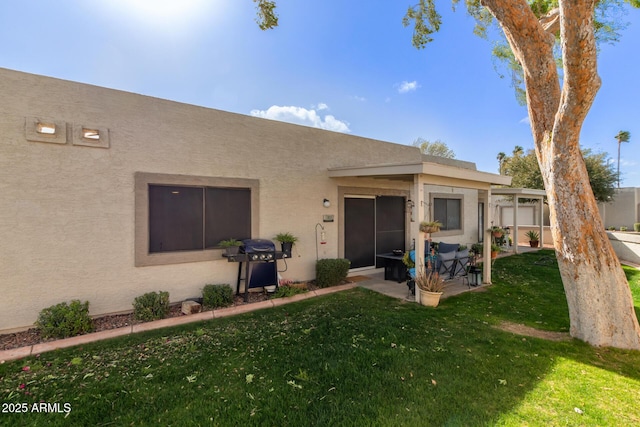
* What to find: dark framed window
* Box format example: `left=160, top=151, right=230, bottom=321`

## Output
left=149, top=185, right=251, bottom=253
left=433, top=197, right=462, bottom=231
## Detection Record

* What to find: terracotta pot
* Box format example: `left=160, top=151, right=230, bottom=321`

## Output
left=492, top=232, right=503, bottom=238
left=420, top=226, right=440, bottom=234
left=419, top=289, right=443, bottom=307
left=529, top=241, right=539, bottom=248
left=491, top=251, right=498, bottom=259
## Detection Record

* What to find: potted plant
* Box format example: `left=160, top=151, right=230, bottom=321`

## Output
left=419, top=220, right=442, bottom=234
left=525, top=230, right=540, bottom=248
left=274, top=232, right=298, bottom=257
left=490, top=243, right=502, bottom=259
left=471, top=243, right=483, bottom=256
left=219, top=238, right=243, bottom=255
left=414, top=267, right=445, bottom=307
left=488, top=226, right=505, bottom=238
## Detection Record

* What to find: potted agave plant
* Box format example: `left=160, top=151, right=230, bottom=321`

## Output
left=414, top=267, right=445, bottom=307
left=218, top=238, right=243, bottom=256
left=274, top=232, right=298, bottom=257
left=525, top=230, right=540, bottom=248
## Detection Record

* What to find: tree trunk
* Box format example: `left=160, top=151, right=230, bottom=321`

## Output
left=481, top=0, right=640, bottom=348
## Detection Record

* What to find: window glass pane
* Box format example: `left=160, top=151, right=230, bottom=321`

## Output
left=205, top=187, right=251, bottom=248
left=149, top=185, right=204, bottom=253
left=447, top=199, right=461, bottom=230
left=433, top=197, right=461, bottom=230
left=433, top=198, right=447, bottom=228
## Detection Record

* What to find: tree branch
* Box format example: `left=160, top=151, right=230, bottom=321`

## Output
left=539, top=7, right=560, bottom=36
left=555, top=0, right=602, bottom=137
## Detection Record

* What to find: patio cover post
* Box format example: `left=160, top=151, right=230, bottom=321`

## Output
left=538, top=196, right=544, bottom=248
left=413, top=173, right=426, bottom=303
left=513, top=197, right=519, bottom=254
left=483, top=188, right=492, bottom=284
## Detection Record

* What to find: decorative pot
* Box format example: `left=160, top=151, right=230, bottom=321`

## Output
left=492, top=231, right=503, bottom=238
left=421, top=226, right=440, bottom=234
left=225, top=246, right=240, bottom=256
left=419, top=289, right=443, bottom=307
left=281, top=242, right=293, bottom=257
left=491, top=251, right=499, bottom=259
left=529, top=241, right=539, bottom=248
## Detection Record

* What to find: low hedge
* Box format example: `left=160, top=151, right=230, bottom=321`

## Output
left=316, top=258, right=350, bottom=288
left=202, top=284, right=234, bottom=309
left=133, top=291, right=170, bottom=322
left=36, top=300, right=94, bottom=339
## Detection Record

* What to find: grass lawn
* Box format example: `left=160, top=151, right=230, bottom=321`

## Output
left=2, top=250, right=640, bottom=426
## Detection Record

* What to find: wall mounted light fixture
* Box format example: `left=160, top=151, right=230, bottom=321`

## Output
left=323, top=198, right=331, bottom=208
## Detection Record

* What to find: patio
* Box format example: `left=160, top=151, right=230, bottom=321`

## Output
left=356, top=245, right=547, bottom=302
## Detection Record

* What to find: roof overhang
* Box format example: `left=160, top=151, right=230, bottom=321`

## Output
left=491, top=188, right=547, bottom=198
left=328, top=161, right=512, bottom=189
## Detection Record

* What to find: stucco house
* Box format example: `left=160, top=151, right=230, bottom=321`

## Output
left=0, top=68, right=510, bottom=333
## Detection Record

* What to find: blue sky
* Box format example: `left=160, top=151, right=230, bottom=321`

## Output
left=2, top=0, right=639, bottom=186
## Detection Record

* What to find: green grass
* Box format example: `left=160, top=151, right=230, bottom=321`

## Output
left=2, top=250, right=640, bottom=426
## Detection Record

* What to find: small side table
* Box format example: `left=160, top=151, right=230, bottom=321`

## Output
left=376, top=253, right=407, bottom=283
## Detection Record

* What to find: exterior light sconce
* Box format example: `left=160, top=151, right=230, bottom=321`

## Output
left=323, top=198, right=331, bottom=208
left=36, top=122, right=56, bottom=135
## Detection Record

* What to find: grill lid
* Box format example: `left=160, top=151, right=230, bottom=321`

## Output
left=241, top=239, right=276, bottom=253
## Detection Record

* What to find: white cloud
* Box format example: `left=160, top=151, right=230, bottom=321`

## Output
left=350, top=95, right=366, bottom=102
left=250, top=104, right=350, bottom=133
left=397, top=80, right=420, bottom=94
left=519, top=116, right=531, bottom=125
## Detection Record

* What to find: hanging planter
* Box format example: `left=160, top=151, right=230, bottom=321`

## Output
left=488, top=226, right=505, bottom=238
left=420, top=220, right=442, bottom=234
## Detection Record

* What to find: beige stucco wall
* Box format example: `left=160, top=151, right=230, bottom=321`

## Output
left=423, top=185, right=480, bottom=247
left=599, top=188, right=640, bottom=230
left=0, top=68, right=420, bottom=332
left=608, top=231, right=640, bottom=265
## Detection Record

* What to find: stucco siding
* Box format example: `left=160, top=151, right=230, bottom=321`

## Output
left=0, top=68, right=419, bottom=331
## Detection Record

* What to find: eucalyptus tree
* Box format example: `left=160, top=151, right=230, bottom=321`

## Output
left=615, top=130, right=631, bottom=188
left=253, top=0, right=640, bottom=349
left=412, top=137, right=456, bottom=158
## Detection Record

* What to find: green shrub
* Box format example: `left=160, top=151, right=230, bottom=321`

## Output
left=202, top=284, right=234, bottom=309
left=620, top=226, right=628, bottom=231
left=635, top=223, right=640, bottom=232
left=316, top=258, right=350, bottom=288
left=36, top=300, right=93, bottom=339
left=272, top=285, right=308, bottom=299
left=133, top=291, right=170, bottom=322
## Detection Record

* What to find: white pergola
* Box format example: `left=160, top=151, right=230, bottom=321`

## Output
left=328, top=159, right=512, bottom=289
left=490, top=188, right=547, bottom=254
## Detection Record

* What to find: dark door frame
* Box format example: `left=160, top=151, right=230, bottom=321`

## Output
left=337, top=186, right=411, bottom=271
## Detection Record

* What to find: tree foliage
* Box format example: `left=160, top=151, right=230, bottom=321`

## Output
left=253, top=0, right=640, bottom=348
left=413, top=138, right=456, bottom=158
left=503, top=147, right=617, bottom=202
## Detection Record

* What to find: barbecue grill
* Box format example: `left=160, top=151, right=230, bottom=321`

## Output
left=241, top=239, right=276, bottom=261
left=223, top=238, right=285, bottom=302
